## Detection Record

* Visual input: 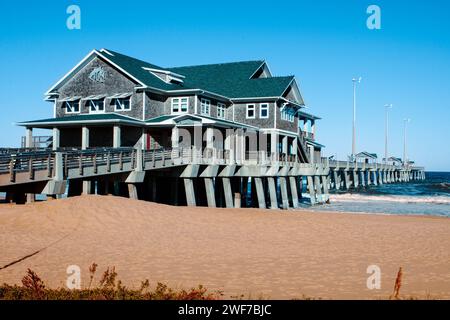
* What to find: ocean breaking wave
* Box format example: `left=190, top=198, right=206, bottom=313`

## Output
left=329, top=193, right=450, bottom=205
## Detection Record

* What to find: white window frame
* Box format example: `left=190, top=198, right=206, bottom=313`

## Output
left=88, top=99, right=105, bottom=114
left=114, top=97, right=132, bottom=112
left=246, top=104, right=256, bottom=119
left=281, top=107, right=295, bottom=123
left=65, top=100, right=80, bottom=114
left=171, top=97, right=189, bottom=114
left=260, top=103, right=269, bottom=119
left=200, top=98, right=211, bottom=116
left=217, top=102, right=226, bottom=119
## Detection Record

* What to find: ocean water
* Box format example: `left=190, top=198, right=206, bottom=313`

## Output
left=307, top=172, right=450, bottom=217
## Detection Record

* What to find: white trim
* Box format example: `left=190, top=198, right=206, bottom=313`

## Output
left=64, top=100, right=81, bottom=114
left=259, top=103, right=269, bottom=119
left=248, top=61, right=270, bottom=79
left=246, top=104, right=256, bottom=119
left=113, top=96, right=132, bottom=112
left=171, top=97, right=189, bottom=115
left=194, top=94, right=198, bottom=114
left=200, top=98, right=211, bottom=116
left=274, top=101, right=277, bottom=129
left=95, top=50, right=146, bottom=86
left=53, top=100, right=56, bottom=118
left=45, top=50, right=97, bottom=95
left=142, top=91, right=146, bottom=120
left=217, top=102, right=226, bottom=119
left=142, top=67, right=185, bottom=79
left=260, top=128, right=298, bottom=138
left=87, top=98, right=106, bottom=114
left=100, top=48, right=115, bottom=56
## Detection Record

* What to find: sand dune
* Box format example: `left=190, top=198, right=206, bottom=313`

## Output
left=0, top=195, right=449, bottom=299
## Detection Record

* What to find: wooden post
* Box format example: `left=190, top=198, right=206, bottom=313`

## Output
left=106, top=152, right=111, bottom=172
left=28, top=157, right=34, bottom=180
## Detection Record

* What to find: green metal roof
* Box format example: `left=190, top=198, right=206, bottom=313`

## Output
left=145, top=115, right=177, bottom=123
left=101, top=49, right=186, bottom=91
left=18, top=113, right=143, bottom=126
left=101, top=50, right=295, bottom=99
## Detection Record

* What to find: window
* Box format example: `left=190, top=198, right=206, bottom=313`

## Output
left=246, top=104, right=255, bottom=119
left=260, top=103, right=269, bottom=118
left=114, top=97, right=131, bottom=111
left=281, top=106, right=295, bottom=122
left=200, top=98, right=211, bottom=115
left=88, top=99, right=105, bottom=113
left=65, top=100, right=80, bottom=114
left=217, top=103, right=226, bottom=119
left=172, top=97, right=189, bottom=114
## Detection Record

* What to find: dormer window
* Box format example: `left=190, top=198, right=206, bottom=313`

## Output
left=88, top=99, right=105, bottom=113
left=114, top=97, right=131, bottom=111
left=65, top=100, right=80, bottom=114
left=172, top=97, right=189, bottom=114
left=200, top=98, right=211, bottom=116
left=217, top=103, right=226, bottom=119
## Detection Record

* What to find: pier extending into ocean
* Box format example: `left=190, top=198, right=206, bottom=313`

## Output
left=0, top=147, right=425, bottom=208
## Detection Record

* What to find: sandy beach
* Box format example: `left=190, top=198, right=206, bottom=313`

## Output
left=0, top=195, right=449, bottom=299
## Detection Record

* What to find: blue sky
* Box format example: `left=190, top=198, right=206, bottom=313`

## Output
left=0, top=0, right=449, bottom=170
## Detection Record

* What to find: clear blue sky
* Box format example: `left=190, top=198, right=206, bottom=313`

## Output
left=0, top=0, right=449, bottom=171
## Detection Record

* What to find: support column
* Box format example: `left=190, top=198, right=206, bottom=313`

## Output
left=270, top=133, right=278, bottom=161
left=25, top=127, right=33, bottom=148
left=281, top=135, right=288, bottom=155
left=279, top=177, right=289, bottom=210
left=222, top=177, right=233, bottom=208
left=184, top=178, right=196, bottom=206
left=307, top=176, right=316, bottom=205
left=321, top=175, right=329, bottom=202
left=378, top=170, right=383, bottom=185
left=52, top=127, right=60, bottom=151
left=353, top=170, right=359, bottom=188
left=344, top=171, right=350, bottom=190
left=204, top=178, right=216, bottom=208
left=81, top=126, right=90, bottom=195
left=314, top=175, right=322, bottom=202
left=224, top=131, right=235, bottom=164
left=333, top=170, right=340, bottom=190
left=267, top=177, right=278, bottom=209
left=81, top=126, right=89, bottom=150
left=128, top=184, right=138, bottom=200
left=360, top=170, right=366, bottom=187
left=113, top=125, right=121, bottom=148
left=254, top=177, right=266, bottom=209
left=289, top=176, right=299, bottom=208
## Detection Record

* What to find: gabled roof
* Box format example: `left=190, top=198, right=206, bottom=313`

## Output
left=46, top=49, right=307, bottom=105
left=356, top=151, right=378, bottom=159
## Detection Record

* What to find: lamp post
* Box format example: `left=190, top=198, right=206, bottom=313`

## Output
left=403, top=118, right=411, bottom=166
left=384, top=104, right=393, bottom=163
left=352, top=77, right=362, bottom=161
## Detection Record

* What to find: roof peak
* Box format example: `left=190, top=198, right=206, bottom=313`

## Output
left=169, top=60, right=265, bottom=70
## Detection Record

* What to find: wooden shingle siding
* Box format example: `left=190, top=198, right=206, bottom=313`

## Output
left=57, top=57, right=142, bottom=120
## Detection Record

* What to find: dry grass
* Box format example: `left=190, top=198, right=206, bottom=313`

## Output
left=0, top=264, right=223, bottom=300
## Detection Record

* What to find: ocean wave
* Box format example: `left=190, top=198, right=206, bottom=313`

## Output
left=329, top=194, right=450, bottom=205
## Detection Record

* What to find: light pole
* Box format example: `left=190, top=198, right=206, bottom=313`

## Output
left=384, top=104, right=393, bottom=163
left=352, top=77, right=362, bottom=160
left=403, top=118, right=411, bottom=166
